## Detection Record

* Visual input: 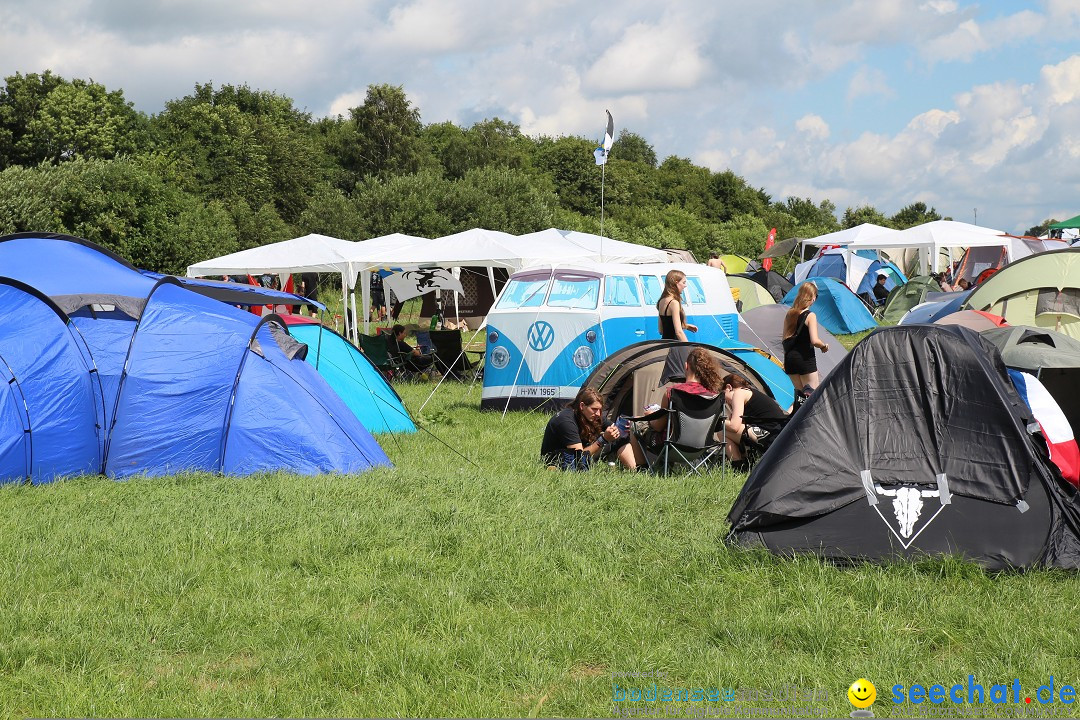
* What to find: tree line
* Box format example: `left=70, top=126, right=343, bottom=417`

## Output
left=0, top=70, right=999, bottom=276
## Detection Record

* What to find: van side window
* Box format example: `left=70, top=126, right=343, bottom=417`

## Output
left=604, top=275, right=642, bottom=306
left=640, top=275, right=662, bottom=305
left=684, top=276, right=706, bottom=305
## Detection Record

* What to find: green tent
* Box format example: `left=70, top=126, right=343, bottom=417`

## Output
left=1049, top=214, right=1080, bottom=230
left=964, top=248, right=1080, bottom=339
left=881, top=275, right=941, bottom=325
left=727, top=274, right=775, bottom=312
left=720, top=254, right=755, bottom=274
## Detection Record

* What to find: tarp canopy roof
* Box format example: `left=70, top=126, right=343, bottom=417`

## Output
left=1049, top=214, right=1080, bottom=230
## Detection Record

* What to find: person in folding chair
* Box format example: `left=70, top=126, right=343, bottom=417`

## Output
left=540, top=387, right=636, bottom=471
left=388, top=323, right=436, bottom=377
left=721, top=373, right=788, bottom=472
left=627, top=347, right=725, bottom=473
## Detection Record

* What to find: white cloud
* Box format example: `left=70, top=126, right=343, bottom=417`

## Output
left=795, top=115, right=830, bottom=141
left=1041, top=55, right=1080, bottom=105
left=583, top=19, right=706, bottom=93
left=919, top=10, right=1045, bottom=64
left=376, top=0, right=466, bottom=53
left=700, top=52, right=1080, bottom=232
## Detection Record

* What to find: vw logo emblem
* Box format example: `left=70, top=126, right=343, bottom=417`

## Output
left=527, top=321, right=555, bottom=351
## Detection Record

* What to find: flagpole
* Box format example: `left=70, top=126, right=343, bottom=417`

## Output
left=600, top=162, right=606, bottom=260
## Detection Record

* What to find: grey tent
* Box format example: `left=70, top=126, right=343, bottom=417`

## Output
left=583, top=340, right=780, bottom=424
left=739, top=304, right=847, bottom=381
left=728, top=325, right=1080, bottom=570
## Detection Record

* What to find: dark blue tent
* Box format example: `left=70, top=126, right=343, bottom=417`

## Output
left=782, top=277, right=878, bottom=335
left=0, top=233, right=390, bottom=479
left=0, top=279, right=103, bottom=484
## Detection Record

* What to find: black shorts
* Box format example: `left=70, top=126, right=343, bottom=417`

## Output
left=783, top=350, right=817, bottom=375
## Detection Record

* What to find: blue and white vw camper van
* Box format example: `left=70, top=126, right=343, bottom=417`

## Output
left=481, top=262, right=793, bottom=411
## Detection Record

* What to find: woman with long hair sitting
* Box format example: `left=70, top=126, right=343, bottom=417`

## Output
left=628, top=347, right=722, bottom=469
left=782, top=281, right=829, bottom=392
left=721, top=373, right=789, bottom=471
left=540, top=387, right=636, bottom=470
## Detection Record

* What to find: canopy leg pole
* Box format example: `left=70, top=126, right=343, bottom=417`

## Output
left=340, top=272, right=350, bottom=340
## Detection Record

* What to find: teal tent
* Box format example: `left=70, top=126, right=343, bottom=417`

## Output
left=284, top=317, right=416, bottom=435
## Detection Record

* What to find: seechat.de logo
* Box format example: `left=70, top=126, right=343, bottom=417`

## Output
left=528, top=321, right=555, bottom=352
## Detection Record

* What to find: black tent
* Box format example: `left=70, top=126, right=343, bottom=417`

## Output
left=748, top=269, right=794, bottom=303
left=727, top=325, right=1080, bottom=570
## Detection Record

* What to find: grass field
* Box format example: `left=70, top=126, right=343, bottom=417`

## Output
left=2, top=355, right=1079, bottom=718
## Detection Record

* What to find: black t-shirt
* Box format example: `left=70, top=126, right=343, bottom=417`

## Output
left=540, top=408, right=583, bottom=464
left=873, top=281, right=889, bottom=301
left=388, top=335, right=413, bottom=358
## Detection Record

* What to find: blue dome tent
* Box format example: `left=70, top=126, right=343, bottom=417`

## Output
left=0, top=233, right=390, bottom=480
left=782, top=277, right=878, bottom=335
left=0, top=279, right=103, bottom=484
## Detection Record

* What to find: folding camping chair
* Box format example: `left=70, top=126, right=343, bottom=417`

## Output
left=632, top=388, right=727, bottom=476
left=428, top=329, right=478, bottom=381
left=358, top=333, right=407, bottom=381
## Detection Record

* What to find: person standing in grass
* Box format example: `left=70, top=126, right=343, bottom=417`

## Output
left=540, top=387, right=635, bottom=470
left=782, top=281, right=829, bottom=392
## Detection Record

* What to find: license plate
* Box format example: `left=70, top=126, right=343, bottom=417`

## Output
left=516, top=386, right=558, bottom=397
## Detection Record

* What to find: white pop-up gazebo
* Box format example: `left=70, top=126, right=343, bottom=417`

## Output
left=187, top=232, right=431, bottom=341
left=346, top=228, right=669, bottom=338
left=847, top=221, right=1007, bottom=274
left=190, top=228, right=671, bottom=342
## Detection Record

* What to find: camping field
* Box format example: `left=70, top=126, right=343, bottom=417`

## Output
left=2, top=370, right=1080, bottom=718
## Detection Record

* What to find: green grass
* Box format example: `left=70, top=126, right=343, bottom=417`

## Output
left=1, top=379, right=1078, bottom=718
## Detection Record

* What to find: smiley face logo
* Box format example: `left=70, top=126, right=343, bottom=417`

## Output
left=848, top=679, right=876, bottom=709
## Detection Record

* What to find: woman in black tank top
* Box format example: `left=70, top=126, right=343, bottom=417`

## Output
left=657, top=270, right=698, bottom=340
left=782, top=281, right=829, bottom=391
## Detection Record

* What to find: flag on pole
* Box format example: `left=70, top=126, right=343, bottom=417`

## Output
left=762, top=227, right=777, bottom=272
left=593, top=110, right=614, bottom=165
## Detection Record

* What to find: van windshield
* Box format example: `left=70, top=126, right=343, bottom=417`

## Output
left=547, top=273, right=600, bottom=309
left=495, top=274, right=551, bottom=309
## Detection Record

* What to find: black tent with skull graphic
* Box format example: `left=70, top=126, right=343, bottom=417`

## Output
left=727, top=324, right=1080, bottom=570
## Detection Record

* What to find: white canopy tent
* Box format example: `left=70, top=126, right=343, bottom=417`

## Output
left=347, top=227, right=669, bottom=337
left=188, top=232, right=431, bottom=341
left=844, top=221, right=1007, bottom=275
left=190, top=228, right=670, bottom=343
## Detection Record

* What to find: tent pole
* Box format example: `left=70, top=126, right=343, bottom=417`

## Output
left=350, top=273, right=360, bottom=344
left=487, top=266, right=497, bottom=298
left=360, top=266, right=371, bottom=338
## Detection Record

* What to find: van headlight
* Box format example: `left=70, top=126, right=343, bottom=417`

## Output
left=490, top=346, right=510, bottom=369
left=572, top=346, right=593, bottom=369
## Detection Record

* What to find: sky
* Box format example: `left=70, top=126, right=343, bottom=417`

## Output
left=1, top=0, right=1078, bottom=234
